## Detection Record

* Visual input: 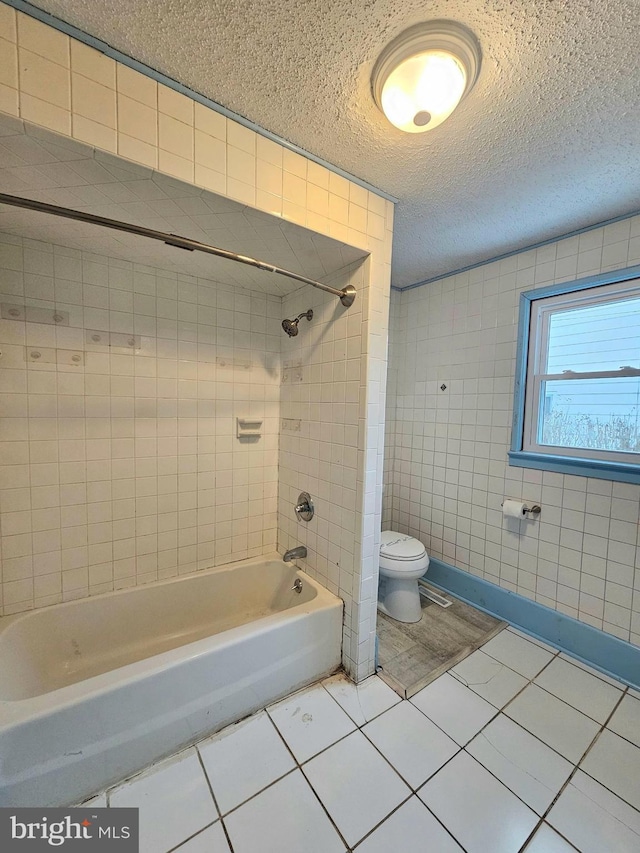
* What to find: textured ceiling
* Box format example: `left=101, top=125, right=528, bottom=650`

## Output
left=27, top=0, right=640, bottom=287
left=0, top=115, right=365, bottom=297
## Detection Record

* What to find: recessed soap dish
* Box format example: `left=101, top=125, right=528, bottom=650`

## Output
left=236, top=417, right=263, bottom=439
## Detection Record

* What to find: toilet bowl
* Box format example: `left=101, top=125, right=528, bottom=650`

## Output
left=377, top=530, right=430, bottom=623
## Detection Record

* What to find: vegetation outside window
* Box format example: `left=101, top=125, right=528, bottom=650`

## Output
left=509, top=268, right=640, bottom=483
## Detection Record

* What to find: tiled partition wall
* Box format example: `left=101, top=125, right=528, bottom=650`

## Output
left=382, top=291, right=399, bottom=531
left=0, top=231, right=281, bottom=615
left=386, top=215, right=640, bottom=647
left=0, top=2, right=394, bottom=677
left=279, top=260, right=384, bottom=680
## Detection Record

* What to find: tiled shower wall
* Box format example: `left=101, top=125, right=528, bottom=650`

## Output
left=279, top=255, right=391, bottom=681
left=382, top=291, right=399, bottom=532
left=279, top=262, right=364, bottom=677
left=0, top=232, right=281, bottom=615
left=385, top=214, right=640, bottom=647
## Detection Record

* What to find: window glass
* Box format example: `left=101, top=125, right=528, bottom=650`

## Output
left=512, top=272, right=640, bottom=480
left=538, top=376, right=640, bottom=454
left=546, top=295, right=640, bottom=374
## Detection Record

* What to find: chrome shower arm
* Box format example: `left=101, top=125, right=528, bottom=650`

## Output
left=0, top=193, right=356, bottom=308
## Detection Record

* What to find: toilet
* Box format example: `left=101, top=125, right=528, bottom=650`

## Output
left=377, top=530, right=430, bottom=623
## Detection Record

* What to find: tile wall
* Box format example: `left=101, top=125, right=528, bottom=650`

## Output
left=386, top=215, right=640, bottom=647
left=357, top=249, right=393, bottom=679
left=279, top=249, right=391, bottom=681
left=0, top=231, right=281, bottom=614
left=279, top=262, right=361, bottom=678
left=0, top=2, right=394, bottom=677
left=0, top=3, right=391, bottom=251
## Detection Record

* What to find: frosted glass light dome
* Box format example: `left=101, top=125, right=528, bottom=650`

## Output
left=372, top=21, right=481, bottom=134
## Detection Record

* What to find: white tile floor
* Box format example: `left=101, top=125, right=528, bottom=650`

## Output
left=82, top=626, right=640, bottom=852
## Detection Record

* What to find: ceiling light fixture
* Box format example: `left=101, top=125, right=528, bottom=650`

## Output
left=371, top=20, right=481, bottom=134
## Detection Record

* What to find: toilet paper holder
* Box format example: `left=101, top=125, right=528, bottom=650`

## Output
left=501, top=501, right=541, bottom=516
left=523, top=504, right=541, bottom=515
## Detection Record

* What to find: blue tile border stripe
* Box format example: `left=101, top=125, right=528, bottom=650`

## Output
left=2, top=0, right=398, bottom=204
left=425, top=557, right=640, bottom=689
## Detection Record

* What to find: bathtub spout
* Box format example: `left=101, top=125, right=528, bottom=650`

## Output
left=283, top=546, right=307, bottom=562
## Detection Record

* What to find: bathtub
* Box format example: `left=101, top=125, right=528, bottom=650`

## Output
left=0, top=555, right=342, bottom=807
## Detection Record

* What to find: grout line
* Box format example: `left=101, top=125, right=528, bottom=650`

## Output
left=209, top=767, right=299, bottom=822
left=407, top=634, right=617, bottom=820
left=516, top=819, right=580, bottom=852
left=347, top=794, right=413, bottom=850
left=347, top=792, right=472, bottom=853
left=358, top=714, right=445, bottom=793
left=516, top=686, right=631, bottom=848
left=409, top=799, right=472, bottom=853
left=165, top=819, right=219, bottom=853
left=475, top=644, right=630, bottom=769
left=496, top=656, right=560, bottom=717
left=530, top=680, right=625, bottom=726
left=266, top=675, right=463, bottom=849
left=296, top=766, right=354, bottom=851
left=598, top=691, right=640, bottom=750
left=194, top=747, right=222, bottom=819
left=427, top=690, right=586, bottom=849
left=464, top=744, right=549, bottom=842
left=505, top=624, right=559, bottom=653
left=555, top=650, right=631, bottom=690
left=320, top=672, right=402, bottom=726
left=568, top=688, right=629, bottom=779
left=453, top=750, right=545, bottom=840
left=70, top=647, right=637, bottom=849
left=263, top=704, right=304, bottom=765
left=499, top=700, right=601, bottom=768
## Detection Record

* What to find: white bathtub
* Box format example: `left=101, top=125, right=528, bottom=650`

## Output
left=0, top=555, right=342, bottom=807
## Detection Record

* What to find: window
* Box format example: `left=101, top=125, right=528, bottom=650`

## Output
left=509, top=267, right=640, bottom=483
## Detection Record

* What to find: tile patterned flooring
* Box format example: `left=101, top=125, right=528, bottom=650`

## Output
left=377, top=587, right=505, bottom=697
left=82, top=626, right=640, bottom=852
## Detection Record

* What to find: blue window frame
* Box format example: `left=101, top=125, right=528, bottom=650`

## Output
left=509, top=264, right=640, bottom=484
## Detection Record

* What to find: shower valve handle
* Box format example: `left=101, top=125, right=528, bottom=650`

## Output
left=294, top=492, right=314, bottom=522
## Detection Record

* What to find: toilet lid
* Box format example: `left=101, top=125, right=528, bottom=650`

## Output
left=380, top=530, right=427, bottom=561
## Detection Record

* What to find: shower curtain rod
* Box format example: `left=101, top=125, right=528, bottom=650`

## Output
left=0, top=192, right=356, bottom=308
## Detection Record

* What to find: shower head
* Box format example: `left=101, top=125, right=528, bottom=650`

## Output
left=282, top=309, right=313, bottom=337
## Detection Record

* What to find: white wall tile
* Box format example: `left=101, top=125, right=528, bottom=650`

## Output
left=194, top=102, right=225, bottom=140
left=0, top=233, right=282, bottom=613
left=17, top=13, right=69, bottom=67
left=19, top=48, right=70, bottom=110
left=159, top=113, right=193, bottom=160
left=0, top=34, right=18, bottom=91
left=118, top=95, right=157, bottom=145
left=116, top=64, right=157, bottom=108
left=158, top=86, right=193, bottom=125
left=70, top=41, right=115, bottom=88
left=0, top=4, right=17, bottom=43
left=386, top=215, right=640, bottom=645
left=2, top=9, right=393, bottom=678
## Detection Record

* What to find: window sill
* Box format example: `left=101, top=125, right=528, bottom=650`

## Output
left=508, top=450, right=640, bottom=484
